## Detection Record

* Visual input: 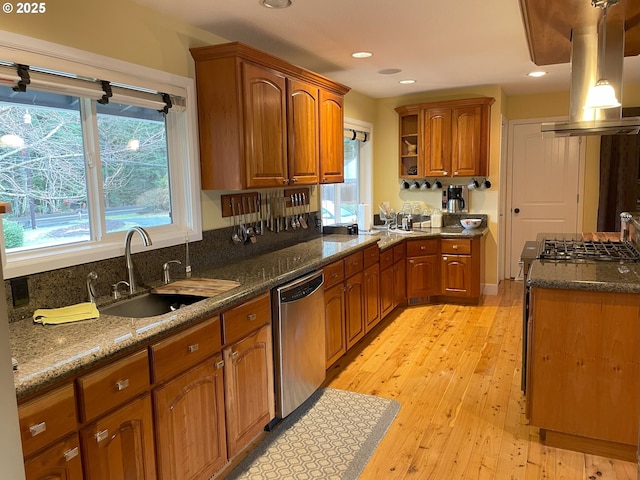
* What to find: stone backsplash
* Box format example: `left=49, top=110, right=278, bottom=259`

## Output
left=5, top=214, right=321, bottom=322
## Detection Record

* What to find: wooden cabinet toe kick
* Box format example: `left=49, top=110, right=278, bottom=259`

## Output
left=539, top=429, right=637, bottom=462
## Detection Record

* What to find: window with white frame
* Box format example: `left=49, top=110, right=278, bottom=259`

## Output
left=0, top=33, right=200, bottom=279
left=320, top=121, right=372, bottom=226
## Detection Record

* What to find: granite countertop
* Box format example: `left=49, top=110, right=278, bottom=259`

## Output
left=527, top=230, right=640, bottom=293
left=11, top=226, right=487, bottom=400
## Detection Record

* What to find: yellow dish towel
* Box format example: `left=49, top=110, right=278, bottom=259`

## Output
left=33, top=302, right=100, bottom=325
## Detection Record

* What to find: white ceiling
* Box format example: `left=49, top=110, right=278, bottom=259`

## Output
left=137, top=0, right=640, bottom=99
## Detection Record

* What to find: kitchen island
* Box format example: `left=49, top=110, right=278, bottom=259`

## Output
left=526, top=232, right=640, bottom=461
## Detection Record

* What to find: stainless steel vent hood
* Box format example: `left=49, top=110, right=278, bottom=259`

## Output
left=541, top=3, right=640, bottom=137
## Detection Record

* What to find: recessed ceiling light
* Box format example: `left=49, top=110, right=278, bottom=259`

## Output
left=378, top=68, right=402, bottom=75
left=527, top=71, right=547, bottom=78
left=399, top=79, right=416, bottom=85
left=351, top=51, right=373, bottom=59
left=260, top=0, right=292, bottom=8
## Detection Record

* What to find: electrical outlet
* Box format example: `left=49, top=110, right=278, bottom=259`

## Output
left=11, top=277, right=29, bottom=307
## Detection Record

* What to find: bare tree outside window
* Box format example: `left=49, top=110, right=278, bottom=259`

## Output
left=0, top=88, right=171, bottom=251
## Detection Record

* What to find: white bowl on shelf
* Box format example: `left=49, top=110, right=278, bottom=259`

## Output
left=460, top=218, right=482, bottom=229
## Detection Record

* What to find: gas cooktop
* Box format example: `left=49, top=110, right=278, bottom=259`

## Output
left=538, top=239, right=640, bottom=262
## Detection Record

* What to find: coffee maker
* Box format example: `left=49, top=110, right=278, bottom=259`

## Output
left=442, top=185, right=469, bottom=213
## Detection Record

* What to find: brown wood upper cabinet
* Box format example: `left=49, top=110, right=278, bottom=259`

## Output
left=396, top=97, right=494, bottom=178
left=190, top=42, right=350, bottom=190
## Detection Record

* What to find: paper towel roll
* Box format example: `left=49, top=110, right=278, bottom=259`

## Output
left=357, top=203, right=372, bottom=231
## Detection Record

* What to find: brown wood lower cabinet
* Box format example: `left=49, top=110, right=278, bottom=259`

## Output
left=223, top=324, right=275, bottom=458
left=345, top=271, right=365, bottom=349
left=153, top=357, right=227, bottom=480
left=324, top=281, right=346, bottom=368
left=406, top=239, right=440, bottom=299
left=528, top=287, right=640, bottom=458
left=363, top=263, right=380, bottom=332
left=24, top=434, right=83, bottom=480
left=80, top=394, right=156, bottom=480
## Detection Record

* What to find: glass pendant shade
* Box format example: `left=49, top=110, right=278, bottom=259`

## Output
left=584, top=79, right=621, bottom=109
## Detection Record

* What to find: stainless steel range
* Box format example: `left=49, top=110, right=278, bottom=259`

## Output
left=538, top=239, right=640, bottom=262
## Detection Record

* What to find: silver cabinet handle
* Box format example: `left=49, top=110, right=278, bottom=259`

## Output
left=443, top=256, right=448, bottom=261
left=452, top=245, right=458, bottom=250
left=188, top=344, right=199, bottom=353
left=64, top=446, right=79, bottom=462
left=95, top=429, right=109, bottom=442
left=116, top=379, right=129, bottom=391
left=29, top=421, right=46, bottom=437
left=215, top=360, right=225, bottom=369
left=247, top=313, right=257, bottom=321
left=231, top=351, right=239, bottom=360
left=420, top=245, right=426, bottom=250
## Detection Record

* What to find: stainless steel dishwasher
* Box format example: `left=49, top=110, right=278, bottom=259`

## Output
left=273, top=270, right=325, bottom=419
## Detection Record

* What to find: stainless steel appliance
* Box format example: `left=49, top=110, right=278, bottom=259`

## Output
left=538, top=238, right=640, bottom=262
left=520, top=237, right=640, bottom=392
left=519, top=241, right=539, bottom=393
left=272, top=270, right=325, bottom=419
left=442, top=185, right=469, bottom=213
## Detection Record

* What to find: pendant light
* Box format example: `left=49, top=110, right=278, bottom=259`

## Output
left=584, top=0, right=621, bottom=109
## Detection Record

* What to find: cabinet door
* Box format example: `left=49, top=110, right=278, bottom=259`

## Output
left=24, top=434, right=83, bottom=480
left=242, top=62, right=288, bottom=188
left=393, top=259, right=406, bottom=308
left=319, top=89, right=344, bottom=183
left=441, top=254, right=472, bottom=296
left=224, top=325, right=275, bottom=458
left=153, top=357, right=226, bottom=480
left=424, top=107, right=451, bottom=176
left=288, top=78, right=319, bottom=184
left=324, top=282, right=346, bottom=368
left=80, top=395, right=156, bottom=480
left=380, top=266, right=395, bottom=319
left=363, top=264, right=380, bottom=332
left=407, top=255, right=440, bottom=298
left=451, top=105, right=482, bottom=176
left=345, top=272, right=365, bottom=349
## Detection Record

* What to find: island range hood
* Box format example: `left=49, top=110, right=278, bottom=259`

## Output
left=541, top=1, right=640, bottom=137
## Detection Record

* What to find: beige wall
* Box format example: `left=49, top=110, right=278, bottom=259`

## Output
left=0, top=0, right=226, bottom=78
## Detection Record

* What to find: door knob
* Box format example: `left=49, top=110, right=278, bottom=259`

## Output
left=514, top=208, right=520, bottom=214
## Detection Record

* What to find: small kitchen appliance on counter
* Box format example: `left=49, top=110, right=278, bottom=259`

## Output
left=442, top=185, right=469, bottom=213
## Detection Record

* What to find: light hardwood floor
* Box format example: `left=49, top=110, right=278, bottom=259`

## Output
left=324, top=280, right=638, bottom=480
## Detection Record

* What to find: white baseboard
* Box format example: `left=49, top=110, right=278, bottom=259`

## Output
left=482, top=283, right=499, bottom=296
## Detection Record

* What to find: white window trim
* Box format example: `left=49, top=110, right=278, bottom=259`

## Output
left=344, top=118, right=373, bottom=208
left=0, top=30, right=202, bottom=279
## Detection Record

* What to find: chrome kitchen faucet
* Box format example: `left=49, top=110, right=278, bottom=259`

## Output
left=124, top=226, right=152, bottom=294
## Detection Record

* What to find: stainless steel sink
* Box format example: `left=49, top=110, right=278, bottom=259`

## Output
left=100, top=293, right=206, bottom=318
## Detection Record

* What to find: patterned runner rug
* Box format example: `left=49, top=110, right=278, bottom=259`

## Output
left=226, top=388, right=401, bottom=480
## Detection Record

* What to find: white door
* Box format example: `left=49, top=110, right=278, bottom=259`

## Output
left=508, top=122, right=583, bottom=277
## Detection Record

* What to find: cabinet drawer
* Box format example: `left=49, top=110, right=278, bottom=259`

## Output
left=24, top=434, right=83, bottom=479
left=441, top=238, right=471, bottom=254
left=344, top=250, right=364, bottom=277
left=19, top=383, right=77, bottom=458
left=151, top=316, right=221, bottom=384
left=363, top=245, right=380, bottom=269
left=77, top=349, right=150, bottom=422
left=323, top=260, right=344, bottom=289
left=407, top=239, right=438, bottom=257
left=393, top=243, right=406, bottom=262
left=222, top=293, right=271, bottom=345
left=379, top=249, right=394, bottom=270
